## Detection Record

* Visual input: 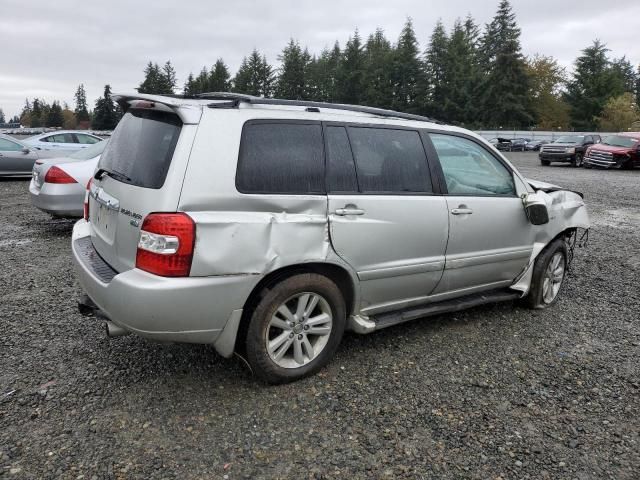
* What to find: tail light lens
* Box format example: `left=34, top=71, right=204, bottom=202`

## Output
left=136, top=213, right=195, bottom=277
left=83, top=179, right=92, bottom=221
left=44, top=166, right=77, bottom=184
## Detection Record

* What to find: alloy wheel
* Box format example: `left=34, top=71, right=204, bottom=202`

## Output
left=542, top=252, right=565, bottom=304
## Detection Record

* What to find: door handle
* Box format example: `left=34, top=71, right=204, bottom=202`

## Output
left=451, top=207, right=473, bottom=215
left=335, top=207, right=365, bottom=216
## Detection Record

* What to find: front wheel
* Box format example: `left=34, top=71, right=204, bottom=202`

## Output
left=522, top=238, right=568, bottom=309
left=540, top=159, right=550, bottom=166
left=572, top=153, right=583, bottom=167
left=245, top=273, right=346, bottom=384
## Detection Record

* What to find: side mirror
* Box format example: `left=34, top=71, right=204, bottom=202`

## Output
left=21, top=147, right=30, bottom=154
left=523, top=193, right=549, bottom=225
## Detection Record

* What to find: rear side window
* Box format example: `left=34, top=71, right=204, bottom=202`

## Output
left=325, top=126, right=358, bottom=192
left=98, top=109, right=182, bottom=189
left=75, top=134, right=100, bottom=144
left=237, top=122, right=324, bottom=194
left=348, top=127, right=432, bottom=193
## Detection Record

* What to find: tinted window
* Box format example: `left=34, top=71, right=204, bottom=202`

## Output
left=76, top=134, right=100, bottom=144
left=348, top=127, right=432, bottom=193
left=98, top=109, right=182, bottom=189
left=431, top=134, right=516, bottom=196
left=325, top=126, right=358, bottom=192
left=0, top=138, right=22, bottom=151
left=237, top=123, right=324, bottom=194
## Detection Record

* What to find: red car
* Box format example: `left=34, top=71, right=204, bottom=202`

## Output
left=583, top=132, right=640, bottom=169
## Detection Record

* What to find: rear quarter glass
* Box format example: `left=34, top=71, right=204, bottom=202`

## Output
left=98, top=109, right=182, bottom=189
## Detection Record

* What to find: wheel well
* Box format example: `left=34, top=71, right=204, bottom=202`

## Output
left=234, top=263, right=356, bottom=353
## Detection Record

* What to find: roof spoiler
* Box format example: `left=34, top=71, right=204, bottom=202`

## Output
left=111, top=93, right=203, bottom=124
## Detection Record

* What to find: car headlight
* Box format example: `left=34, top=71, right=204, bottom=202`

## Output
left=565, top=147, right=575, bottom=154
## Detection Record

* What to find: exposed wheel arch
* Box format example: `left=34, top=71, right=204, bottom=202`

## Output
left=234, top=262, right=357, bottom=354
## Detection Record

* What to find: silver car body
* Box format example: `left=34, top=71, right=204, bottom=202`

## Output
left=72, top=93, right=590, bottom=357
left=0, top=133, right=58, bottom=176
left=29, top=141, right=107, bottom=217
left=23, top=130, right=103, bottom=154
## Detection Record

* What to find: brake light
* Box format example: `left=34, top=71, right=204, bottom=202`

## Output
left=44, top=166, right=77, bottom=184
left=131, top=100, right=155, bottom=109
left=136, top=213, right=195, bottom=277
left=83, top=179, right=92, bottom=221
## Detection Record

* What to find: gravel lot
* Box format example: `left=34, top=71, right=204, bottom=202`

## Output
left=1, top=153, right=639, bottom=479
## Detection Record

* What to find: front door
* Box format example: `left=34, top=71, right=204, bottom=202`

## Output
left=325, top=124, right=449, bottom=315
left=0, top=137, right=38, bottom=174
left=429, top=133, right=534, bottom=295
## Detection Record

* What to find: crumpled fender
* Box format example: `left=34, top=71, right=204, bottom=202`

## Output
left=511, top=189, right=590, bottom=295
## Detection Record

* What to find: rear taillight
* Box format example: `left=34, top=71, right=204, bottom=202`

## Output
left=135, top=213, right=195, bottom=277
left=44, top=166, right=77, bottom=184
left=83, top=179, right=92, bottom=221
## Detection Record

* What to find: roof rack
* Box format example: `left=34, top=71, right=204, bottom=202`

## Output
left=194, top=92, right=443, bottom=124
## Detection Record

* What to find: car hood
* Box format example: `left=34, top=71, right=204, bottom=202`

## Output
left=588, top=144, right=634, bottom=153
left=527, top=178, right=584, bottom=199
left=544, top=143, right=577, bottom=148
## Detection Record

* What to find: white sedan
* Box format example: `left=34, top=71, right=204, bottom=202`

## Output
left=29, top=140, right=106, bottom=218
left=23, top=131, right=103, bottom=154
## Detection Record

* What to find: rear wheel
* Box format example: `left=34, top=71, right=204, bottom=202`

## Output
left=245, top=273, right=346, bottom=384
left=522, top=238, right=568, bottom=309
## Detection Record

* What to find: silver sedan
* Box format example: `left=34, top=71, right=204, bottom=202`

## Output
left=29, top=140, right=106, bottom=218
left=23, top=130, right=103, bottom=154
left=0, top=134, right=57, bottom=176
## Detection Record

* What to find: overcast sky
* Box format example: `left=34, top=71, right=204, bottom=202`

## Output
left=1, top=0, right=638, bottom=118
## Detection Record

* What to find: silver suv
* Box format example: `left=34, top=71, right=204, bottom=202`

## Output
left=72, top=93, right=590, bottom=383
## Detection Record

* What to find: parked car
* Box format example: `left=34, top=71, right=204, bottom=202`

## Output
left=509, top=138, right=528, bottom=152
left=489, top=137, right=512, bottom=151
left=29, top=140, right=107, bottom=217
left=583, top=133, right=640, bottom=169
left=0, top=133, right=57, bottom=176
left=72, top=93, right=590, bottom=384
left=23, top=131, right=103, bottom=153
left=525, top=140, right=548, bottom=152
left=539, top=134, right=601, bottom=167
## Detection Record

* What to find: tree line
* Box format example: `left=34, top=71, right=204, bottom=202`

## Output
left=9, top=0, right=640, bottom=131
left=17, top=84, right=122, bottom=130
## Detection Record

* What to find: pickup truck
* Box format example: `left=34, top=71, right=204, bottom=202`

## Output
left=539, top=134, right=601, bottom=167
left=583, top=133, right=640, bottom=169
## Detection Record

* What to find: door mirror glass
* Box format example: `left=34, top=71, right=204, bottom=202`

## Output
left=524, top=193, right=549, bottom=225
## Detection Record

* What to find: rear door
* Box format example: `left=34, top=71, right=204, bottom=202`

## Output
left=326, top=124, right=448, bottom=315
left=89, top=107, right=197, bottom=273
left=428, top=133, right=534, bottom=295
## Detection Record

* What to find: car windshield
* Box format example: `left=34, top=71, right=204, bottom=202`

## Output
left=69, top=139, right=108, bottom=159
left=554, top=135, right=584, bottom=144
left=601, top=135, right=639, bottom=148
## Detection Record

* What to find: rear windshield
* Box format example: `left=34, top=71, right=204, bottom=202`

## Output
left=98, top=109, right=182, bottom=189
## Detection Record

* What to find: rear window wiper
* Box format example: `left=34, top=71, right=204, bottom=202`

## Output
left=95, top=167, right=132, bottom=183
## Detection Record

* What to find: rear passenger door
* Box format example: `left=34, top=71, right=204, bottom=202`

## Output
left=428, top=133, right=534, bottom=295
left=325, top=124, right=449, bottom=315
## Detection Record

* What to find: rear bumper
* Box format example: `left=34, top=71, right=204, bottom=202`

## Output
left=29, top=179, right=84, bottom=217
left=71, top=220, right=260, bottom=354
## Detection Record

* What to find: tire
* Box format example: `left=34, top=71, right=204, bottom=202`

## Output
left=521, top=238, right=568, bottom=309
left=572, top=153, right=583, bottom=168
left=540, top=159, right=550, bottom=166
left=245, top=273, right=346, bottom=384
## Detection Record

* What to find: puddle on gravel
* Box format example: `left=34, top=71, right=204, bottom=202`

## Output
left=0, top=239, right=33, bottom=248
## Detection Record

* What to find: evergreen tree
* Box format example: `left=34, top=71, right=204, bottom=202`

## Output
left=0, top=108, right=5, bottom=124
left=31, top=99, right=43, bottom=127
left=92, top=85, right=120, bottom=130
left=564, top=40, right=619, bottom=130
left=610, top=57, right=637, bottom=94
left=233, top=51, right=273, bottom=96
left=20, top=99, right=32, bottom=127
left=336, top=30, right=365, bottom=104
left=183, top=73, right=196, bottom=95
left=138, top=62, right=161, bottom=93
left=479, top=0, right=532, bottom=128
left=74, top=84, right=90, bottom=122
left=46, top=101, right=64, bottom=127
left=424, top=20, right=449, bottom=119
left=637, top=64, right=640, bottom=107
left=10, top=115, right=20, bottom=124
left=275, top=39, right=311, bottom=99
left=307, top=43, right=341, bottom=103
left=138, top=61, right=176, bottom=94
left=160, top=61, right=177, bottom=94
left=391, top=19, right=423, bottom=113
left=209, top=59, right=231, bottom=92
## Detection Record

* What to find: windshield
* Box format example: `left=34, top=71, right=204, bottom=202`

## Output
left=601, top=135, right=639, bottom=148
left=69, top=139, right=108, bottom=159
left=98, top=109, right=182, bottom=189
left=554, top=135, right=584, bottom=144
